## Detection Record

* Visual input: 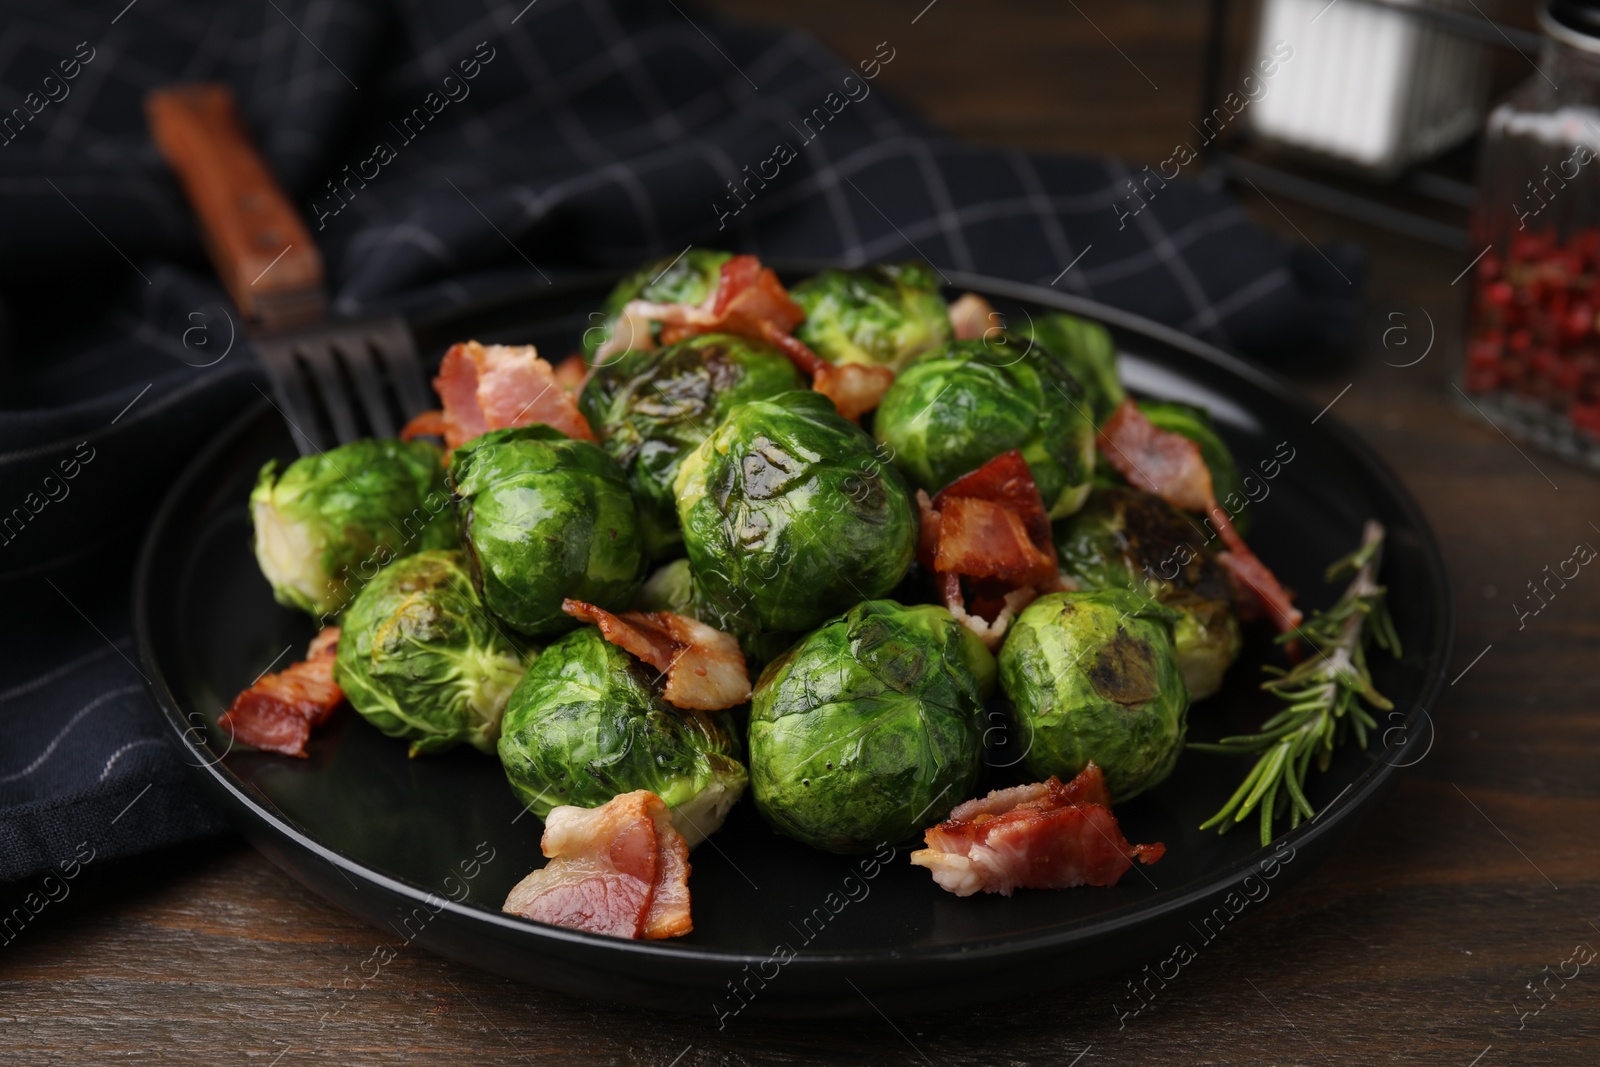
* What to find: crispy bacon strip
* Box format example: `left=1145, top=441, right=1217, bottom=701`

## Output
left=1097, top=399, right=1300, bottom=634
left=218, top=627, right=343, bottom=758
left=562, top=600, right=751, bottom=711
left=502, top=790, right=692, bottom=940
left=1097, top=399, right=1214, bottom=513
left=910, top=763, right=1164, bottom=897
left=948, top=292, right=997, bottom=341
left=812, top=361, right=896, bottom=422
left=413, top=341, right=595, bottom=451
left=918, top=452, right=1062, bottom=648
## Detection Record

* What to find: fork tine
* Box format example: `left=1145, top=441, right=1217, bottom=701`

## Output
left=367, top=318, right=433, bottom=419
left=295, top=338, right=363, bottom=445
left=332, top=337, right=397, bottom=439
left=253, top=337, right=329, bottom=455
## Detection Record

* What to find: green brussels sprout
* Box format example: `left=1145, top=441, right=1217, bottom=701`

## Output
left=251, top=438, right=456, bottom=621
left=1054, top=487, right=1241, bottom=700
left=582, top=248, right=733, bottom=360
left=631, top=557, right=697, bottom=616
left=450, top=426, right=646, bottom=636
left=1020, top=312, right=1125, bottom=426
left=999, top=589, right=1189, bottom=801
left=789, top=261, right=952, bottom=371
left=579, top=333, right=804, bottom=558
left=1137, top=400, right=1252, bottom=539
left=333, top=550, right=535, bottom=757
left=497, top=626, right=747, bottom=845
left=748, top=600, right=995, bottom=853
left=872, top=337, right=1096, bottom=518
left=675, top=390, right=918, bottom=634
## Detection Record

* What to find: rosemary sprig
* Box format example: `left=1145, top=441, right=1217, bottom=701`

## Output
left=1193, top=520, right=1402, bottom=846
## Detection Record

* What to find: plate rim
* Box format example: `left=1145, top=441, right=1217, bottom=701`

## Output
left=133, top=267, right=1455, bottom=972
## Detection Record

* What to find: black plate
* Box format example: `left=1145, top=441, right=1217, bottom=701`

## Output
left=134, top=270, right=1453, bottom=1019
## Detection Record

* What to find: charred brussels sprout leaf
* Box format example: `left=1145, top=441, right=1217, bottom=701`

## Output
left=749, top=600, right=994, bottom=853
left=582, top=248, right=732, bottom=359
left=999, top=589, right=1189, bottom=801
left=1021, top=312, right=1124, bottom=426
left=790, top=261, right=952, bottom=371
left=675, top=390, right=918, bottom=634
left=873, top=336, right=1096, bottom=518
left=1138, top=400, right=1252, bottom=539
left=251, top=438, right=455, bottom=620
left=333, top=550, right=535, bottom=757
left=1054, top=487, right=1241, bottom=700
left=496, top=626, right=747, bottom=845
left=450, top=426, right=646, bottom=636
left=579, top=333, right=804, bottom=558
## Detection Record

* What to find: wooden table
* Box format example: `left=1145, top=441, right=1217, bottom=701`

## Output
left=5, top=2, right=1598, bottom=1063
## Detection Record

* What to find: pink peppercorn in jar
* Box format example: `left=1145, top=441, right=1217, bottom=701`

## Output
left=1464, top=0, right=1600, bottom=468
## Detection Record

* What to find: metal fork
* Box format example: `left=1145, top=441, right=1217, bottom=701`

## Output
left=147, top=84, right=434, bottom=453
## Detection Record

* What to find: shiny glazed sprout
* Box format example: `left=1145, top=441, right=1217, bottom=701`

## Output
left=1054, top=487, right=1240, bottom=700
left=748, top=600, right=995, bottom=853
left=579, top=332, right=803, bottom=558
left=789, top=261, right=952, bottom=371
left=333, top=550, right=535, bottom=757
left=496, top=626, right=747, bottom=846
left=674, top=390, right=918, bottom=634
left=999, top=589, right=1189, bottom=801
left=450, top=425, right=646, bottom=636
left=872, top=336, right=1096, bottom=518
left=251, top=437, right=455, bottom=621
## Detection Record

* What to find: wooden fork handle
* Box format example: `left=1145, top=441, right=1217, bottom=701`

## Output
left=146, top=84, right=327, bottom=333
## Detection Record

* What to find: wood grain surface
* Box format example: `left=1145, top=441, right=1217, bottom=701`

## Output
left=5, top=2, right=1598, bottom=1064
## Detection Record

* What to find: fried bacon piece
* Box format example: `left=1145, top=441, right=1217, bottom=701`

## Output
left=218, top=627, right=343, bottom=758
left=400, top=340, right=594, bottom=450
left=1096, top=399, right=1301, bottom=634
left=812, top=361, right=896, bottom=422
left=561, top=600, right=750, bottom=711
left=503, top=790, right=692, bottom=940
left=948, top=292, right=997, bottom=341
left=918, top=451, right=1063, bottom=648
left=910, top=763, right=1165, bottom=897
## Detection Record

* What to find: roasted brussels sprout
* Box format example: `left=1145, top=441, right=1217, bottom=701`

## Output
left=497, top=626, right=747, bottom=845
left=789, top=261, right=952, bottom=371
left=1022, top=312, right=1125, bottom=426
left=1137, top=400, right=1252, bottom=539
left=579, top=333, right=804, bottom=558
left=582, top=248, right=732, bottom=360
left=334, top=550, right=534, bottom=757
left=450, top=426, right=646, bottom=635
left=872, top=337, right=1096, bottom=518
left=999, top=589, right=1189, bottom=801
left=251, top=438, right=456, bottom=621
left=675, top=390, right=918, bottom=634
left=748, top=600, right=994, bottom=853
left=1054, top=487, right=1240, bottom=699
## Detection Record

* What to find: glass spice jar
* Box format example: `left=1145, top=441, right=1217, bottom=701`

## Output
left=1462, top=0, right=1600, bottom=469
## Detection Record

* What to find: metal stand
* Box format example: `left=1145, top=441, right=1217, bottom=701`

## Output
left=1200, top=0, right=1543, bottom=248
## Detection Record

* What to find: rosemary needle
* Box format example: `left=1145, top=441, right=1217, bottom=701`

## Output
left=1193, top=520, right=1402, bottom=846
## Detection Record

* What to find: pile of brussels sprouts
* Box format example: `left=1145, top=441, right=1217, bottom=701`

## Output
left=248, top=252, right=1261, bottom=856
